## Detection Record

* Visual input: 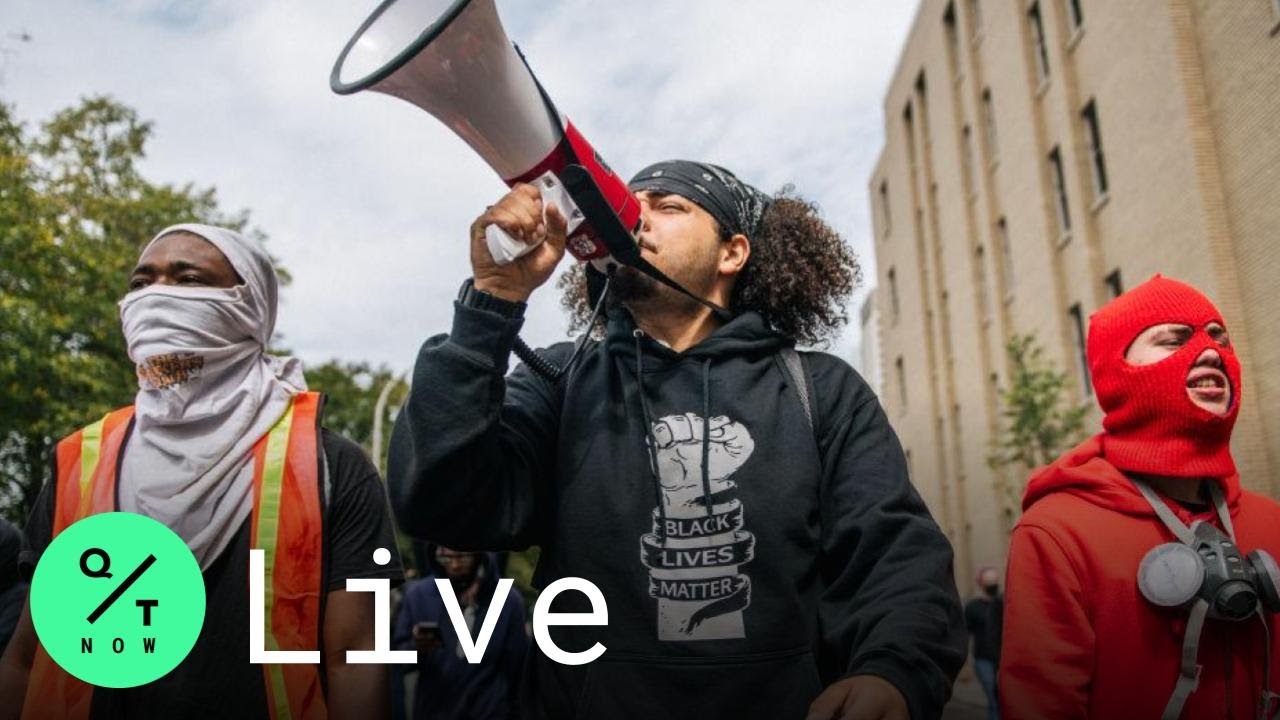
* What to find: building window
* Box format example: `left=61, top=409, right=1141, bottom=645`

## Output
left=895, top=356, right=908, bottom=410
left=903, top=102, right=915, bottom=161
left=981, top=88, right=998, bottom=160
left=1081, top=99, right=1110, bottom=200
left=962, top=125, right=976, bottom=193
left=888, top=267, right=901, bottom=323
left=1029, top=3, right=1050, bottom=83
left=879, top=180, right=891, bottom=236
left=1105, top=268, right=1123, bottom=298
left=997, top=217, right=1014, bottom=295
left=944, top=2, right=960, bottom=75
left=1066, top=0, right=1084, bottom=32
left=1048, top=146, right=1072, bottom=236
left=976, top=244, right=991, bottom=322
left=1069, top=303, right=1092, bottom=395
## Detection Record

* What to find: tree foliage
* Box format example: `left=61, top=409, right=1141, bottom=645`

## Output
left=0, top=96, right=268, bottom=522
left=987, top=333, right=1089, bottom=518
left=303, top=360, right=407, bottom=474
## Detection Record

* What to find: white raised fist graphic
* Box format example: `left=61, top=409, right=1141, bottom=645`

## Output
left=649, top=413, right=755, bottom=517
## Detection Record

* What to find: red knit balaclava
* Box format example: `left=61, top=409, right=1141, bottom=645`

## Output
left=1087, top=275, right=1241, bottom=478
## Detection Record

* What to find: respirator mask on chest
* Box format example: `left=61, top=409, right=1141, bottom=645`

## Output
left=1134, top=477, right=1280, bottom=719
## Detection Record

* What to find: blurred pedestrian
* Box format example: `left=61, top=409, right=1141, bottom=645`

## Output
left=393, top=546, right=527, bottom=720
left=0, top=519, right=26, bottom=657
left=964, top=566, right=1002, bottom=720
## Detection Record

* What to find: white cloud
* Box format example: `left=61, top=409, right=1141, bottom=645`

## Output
left=3, top=0, right=917, bottom=373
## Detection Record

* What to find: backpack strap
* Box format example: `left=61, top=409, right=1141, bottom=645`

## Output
left=776, top=347, right=814, bottom=432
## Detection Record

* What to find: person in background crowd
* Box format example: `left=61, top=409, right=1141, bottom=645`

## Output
left=0, top=519, right=26, bottom=657
left=965, top=566, right=1003, bottom=720
left=393, top=546, right=527, bottom=720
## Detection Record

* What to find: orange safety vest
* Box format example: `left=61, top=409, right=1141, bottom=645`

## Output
left=22, top=392, right=328, bottom=720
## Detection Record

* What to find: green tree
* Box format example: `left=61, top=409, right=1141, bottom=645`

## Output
left=987, top=333, right=1089, bottom=521
left=303, top=360, right=407, bottom=474
left=0, top=96, right=272, bottom=522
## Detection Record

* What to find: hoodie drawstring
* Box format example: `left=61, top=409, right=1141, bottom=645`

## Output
left=635, top=330, right=668, bottom=542
left=700, top=359, right=714, bottom=517
left=633, top=331, right=718, bottom=540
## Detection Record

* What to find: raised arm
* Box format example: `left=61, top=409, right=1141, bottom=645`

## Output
left=387, top=184, right=569, bottom=550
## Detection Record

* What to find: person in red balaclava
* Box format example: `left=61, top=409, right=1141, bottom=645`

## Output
left=999, top=275, right=1280, bottom=720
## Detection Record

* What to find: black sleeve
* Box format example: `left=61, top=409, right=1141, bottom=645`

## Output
left=17, top=453, right=56, bottom=582
left=322, top=429, right=404, bottom=591
left=386, top=299, right=565, bottom=551
left=807, top=354, right=966, bottom=720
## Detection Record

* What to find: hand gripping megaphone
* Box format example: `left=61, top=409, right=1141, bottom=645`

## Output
left=330, top=0, right=729, bottom=321
left=330, top=0, right=646, bottom=271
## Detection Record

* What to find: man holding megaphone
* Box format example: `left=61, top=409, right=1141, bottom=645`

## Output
left=387, top=160, right=966, bottom=720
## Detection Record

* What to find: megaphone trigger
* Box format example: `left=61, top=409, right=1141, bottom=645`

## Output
left=484, top=171, right=585, bottom=265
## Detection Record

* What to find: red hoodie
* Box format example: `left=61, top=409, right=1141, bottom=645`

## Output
left=999, top=435, right=1280, bottom=719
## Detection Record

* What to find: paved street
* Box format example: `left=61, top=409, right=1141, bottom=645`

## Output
left=942, top=671, right=992, bottom=720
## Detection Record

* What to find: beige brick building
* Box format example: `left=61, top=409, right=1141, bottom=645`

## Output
left=868, top=0, right=1280, bottom=585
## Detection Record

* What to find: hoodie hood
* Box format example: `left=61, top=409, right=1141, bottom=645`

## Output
left=604, top=309, right=790, bottom=367
left=601, top=309, right=791, bottom=551
left=1022, top=434, right=1242, bottom=517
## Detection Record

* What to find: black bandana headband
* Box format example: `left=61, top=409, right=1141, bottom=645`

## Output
left=628, top=160, right=771, bottom=240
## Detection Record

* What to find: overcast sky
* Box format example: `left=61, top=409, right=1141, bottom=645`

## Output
left=2, top=0, right=918, bottom=376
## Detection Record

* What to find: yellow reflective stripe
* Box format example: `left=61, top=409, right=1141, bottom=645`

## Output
left=77, top=415, right=108, bottom=519
left=266, top=664, right=291, bottom=720
left=256, top=400, right=295, bottom=720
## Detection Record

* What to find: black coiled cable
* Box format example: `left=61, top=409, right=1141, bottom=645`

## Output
left=513, top=267, right=613, bottom=382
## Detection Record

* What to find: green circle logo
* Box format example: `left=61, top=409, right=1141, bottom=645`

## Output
left=30, top=512, right=206, bottom=688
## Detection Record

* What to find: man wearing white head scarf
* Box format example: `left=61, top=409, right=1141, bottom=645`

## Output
left=119, top=223, right=307, bottom=569
left=1, top=225, right=403, bottom=720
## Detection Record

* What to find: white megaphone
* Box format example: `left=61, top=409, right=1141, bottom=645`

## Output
left=330, top=0, right=643, bottom=269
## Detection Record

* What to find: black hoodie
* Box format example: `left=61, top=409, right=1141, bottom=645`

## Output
left=388, top=300, right=965, bottom=720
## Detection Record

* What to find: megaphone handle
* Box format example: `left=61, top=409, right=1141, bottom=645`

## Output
left=484, top=224, right=539, bottom=266
left=485, top=171, right=585, bottom=266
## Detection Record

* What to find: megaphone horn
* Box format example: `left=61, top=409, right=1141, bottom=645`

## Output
left=330, top=0, right=641, bottom=268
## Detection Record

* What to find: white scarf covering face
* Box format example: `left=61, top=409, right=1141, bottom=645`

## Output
left=118, top=223, right=306, bottom=570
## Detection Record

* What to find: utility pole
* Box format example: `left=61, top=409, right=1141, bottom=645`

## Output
left=370, top=375, right=404, bottom=476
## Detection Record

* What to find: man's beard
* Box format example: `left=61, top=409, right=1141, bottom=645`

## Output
left=449, top=570, right=478, bottom=594
left=610, top=265, right=709, bottom=318
left=611, top=265, right=660, bottom=303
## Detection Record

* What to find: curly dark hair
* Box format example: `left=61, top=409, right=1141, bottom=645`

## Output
left=557, top=187, right=861, bottom=346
